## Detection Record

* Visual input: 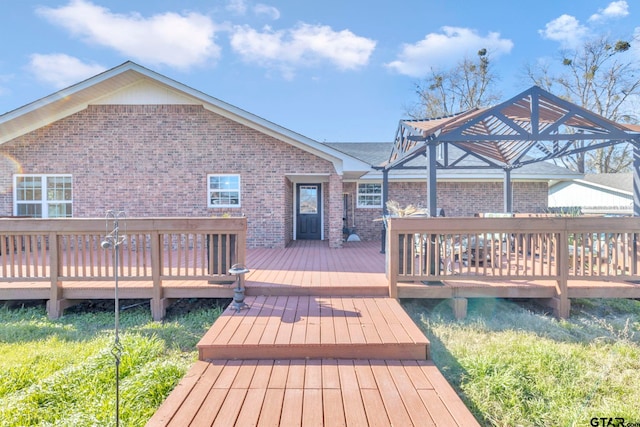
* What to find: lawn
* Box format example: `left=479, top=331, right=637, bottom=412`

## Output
left=402, top=298, right=640, bottom=427
left=0, top=297, right=638, bottom=426
left=0, top=299, right=227, bottom=427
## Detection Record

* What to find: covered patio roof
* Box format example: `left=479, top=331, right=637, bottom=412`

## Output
left=379, top=85, right=640, bottom=215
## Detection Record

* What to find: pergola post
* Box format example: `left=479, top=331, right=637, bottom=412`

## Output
left=427, top=143, right=437, bottom=216
left=504, top=168, right=513, bottom=213
left=427, top=143, right=438, bottom=274
left=634, top=142, right=640, bottom=273
left=634, top=142, right=640, bottom=217
left=381, top=169, right=389, bottom=253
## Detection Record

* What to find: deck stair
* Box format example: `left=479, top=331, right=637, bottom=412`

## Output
left=196, top=296, right=429, bottom=361
left=147, top=293, right=480, bottom=426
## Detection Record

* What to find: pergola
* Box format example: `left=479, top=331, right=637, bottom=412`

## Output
left=377, top=85, right=640, bottom=217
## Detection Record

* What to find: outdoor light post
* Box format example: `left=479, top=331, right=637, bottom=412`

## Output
left=101, top=210, right=126, bottom=427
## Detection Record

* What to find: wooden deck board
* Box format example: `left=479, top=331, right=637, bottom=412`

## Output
left=370, top=361, right=415, bottom=426
left=280, top=388, right=303, bottom=427
left=337, top=360, right=370, bottom=427
left=234, top=387, right=266, bottom=426
left=146, top=359, right=480, bottom=427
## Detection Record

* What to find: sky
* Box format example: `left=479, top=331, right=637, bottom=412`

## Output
left=0, top=0, right=638, bottom=142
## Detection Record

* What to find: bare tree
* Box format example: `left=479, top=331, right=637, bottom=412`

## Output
left=525, top=36, right=640, bottom=173
left=408, top=49, right=502, bottom=119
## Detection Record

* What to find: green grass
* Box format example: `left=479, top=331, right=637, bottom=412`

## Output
left=0, top=299, right=227, bottom=427
left=402, top=298, right=640, bottom=427
left=1, top=297, right=638, bottom=426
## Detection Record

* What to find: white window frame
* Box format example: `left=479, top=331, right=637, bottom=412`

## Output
left=207, top=174, right=241, bottom=208
left=357, top=182, right=382, bottom=208
left=13, top=174, right=73, bottom=218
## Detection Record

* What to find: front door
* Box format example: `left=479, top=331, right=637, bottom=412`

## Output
left=296, top=183, right=322, bottom=240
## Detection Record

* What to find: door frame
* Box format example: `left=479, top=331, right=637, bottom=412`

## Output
left=293, top=182, right=324, bottom=241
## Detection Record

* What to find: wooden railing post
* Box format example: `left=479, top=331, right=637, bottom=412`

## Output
left=150, top=231, right=163, bottom=321
left=387, top=220, right=399, bottom=298
left=552, top=226, right=570, bottom=319
left=47, top=232, right=62, bottom=319
left=237, top=220, right=247, bottom=290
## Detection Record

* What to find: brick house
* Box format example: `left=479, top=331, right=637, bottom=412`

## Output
left=0, top=62, right=578, bottom=248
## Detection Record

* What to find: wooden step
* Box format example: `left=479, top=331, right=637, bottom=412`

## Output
left=197, top=296, right=429, bottom=361
left=246, top=284, right=389, bottom=297
left=146, top=359, right=480, bottom=427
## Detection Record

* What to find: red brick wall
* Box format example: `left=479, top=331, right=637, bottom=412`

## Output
left=0, top=105, right=338, bottom=248
left=344, top=180, right=548, bottom=241
left=327, top=173, right=344, bottom=247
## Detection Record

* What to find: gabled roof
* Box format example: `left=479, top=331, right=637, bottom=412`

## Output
left=0, top=61, right=370, bottom=175
left=582, top=173, right=633, bottom=193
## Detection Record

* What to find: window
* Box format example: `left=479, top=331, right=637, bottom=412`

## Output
left=357, top=182, right=382, bottom=208
left=208, top=174, right=241, bottom=208
left=14, top=174, right=73, bottom=218
left=299, top=185, right=319, bottom=214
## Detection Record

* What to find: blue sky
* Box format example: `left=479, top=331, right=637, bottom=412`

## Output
left=0, top=0, right=637, bottom=142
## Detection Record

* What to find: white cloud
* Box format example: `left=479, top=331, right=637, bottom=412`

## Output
left=27, top=54, right=106, bottom=89
left=227, top=0, right=279, bottom=19
left=589, top=0, right=629, bottom=22
left=230, top=23, right=376, bottom=76
left=36, top=0, right=220, bottom=69
left=226, top=0, right=247, bottom=15
left=542, top=2, right=629, bottom=48
left=254, top=4, right=280, bottom=20
left=539, top=14, right=588, bottom=48
left=386, top=27, right=513, bottom=78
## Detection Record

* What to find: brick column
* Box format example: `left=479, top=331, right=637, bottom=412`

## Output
left=328, top=173, right=343, bottom=248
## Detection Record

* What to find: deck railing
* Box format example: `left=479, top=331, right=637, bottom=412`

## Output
left=0, top=217, right=247, bottom=319
left=387, top=216, right=640, bottom=316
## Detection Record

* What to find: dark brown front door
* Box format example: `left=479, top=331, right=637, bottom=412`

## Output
left=296, top=184, right=321, bottom=240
